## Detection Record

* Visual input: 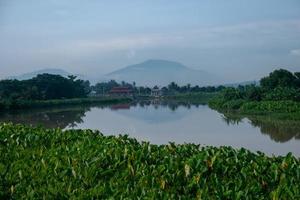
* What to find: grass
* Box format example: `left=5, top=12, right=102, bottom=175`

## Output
left=0, top=123, right=299, bottom=199
left=163, top=92, right=219, bottom=104
left=0, top=97, right=132, bottom=110
left=209, top=98, right=300, bottom=115
left=240, top=101, right=300, bottom=113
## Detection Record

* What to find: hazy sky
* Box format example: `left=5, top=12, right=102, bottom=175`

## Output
left=0, top=0, right=300, bottom=82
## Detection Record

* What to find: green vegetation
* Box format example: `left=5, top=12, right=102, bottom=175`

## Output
left=0, top=74, right=91, bottom=101
left=240, top=101, right=300, bottom=113
left=0, top=74, right=135, bottom=110
left=92, top=80, right=139, bottom=95
left=0, top=97, right=131, bottom=110
left=0, top=73, right=223, bottom=109
left=209, top=69, right=300, bottom=114
left=92, top=80, right=225, bottom=97
left=163, top=92, right=218, bottom=104
left=1, top=123, right=299, bottom=199
left=161, top=82, right=225, bottom=95
left=210, top=99, right=300, bottom=114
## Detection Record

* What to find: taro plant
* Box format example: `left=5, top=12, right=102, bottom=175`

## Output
left=0, top=123, right=299, bottom=199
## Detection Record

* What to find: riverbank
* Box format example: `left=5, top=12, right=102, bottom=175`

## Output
left=0, top=97, right=132, bottom=110
left=1, top=123, right=299, bottom=199
left=209, top=99, right=300, bottom=116
left=0, top=92, right=217, bottom=110
left=162, top=92, right=219, bottom=104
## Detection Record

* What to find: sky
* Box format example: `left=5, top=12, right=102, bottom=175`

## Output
left=0, top=0, right=300, bottom=82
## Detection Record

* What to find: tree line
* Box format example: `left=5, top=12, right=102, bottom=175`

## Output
left=208, top=69, right=300, bottom=113
left=0, top=74, right=90, bottom=101
left=0, top=74, right=222, bottom=102
left=92, top=80, right=225, bottom=96
left=1, top=69, right=299, bottom=102
left=218, top=69, right=300, bottom=102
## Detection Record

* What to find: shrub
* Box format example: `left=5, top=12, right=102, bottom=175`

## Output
left=263, top=87, right=300, bottom=101
left=222, top=99, right=246, bottom=110
left=0, top=101, right=6, bottom=110
left=0, top=123, right=299, bottom=199
left=221, top=88, right=244, bottom=101
left=240, top=101, right=300, bottom=113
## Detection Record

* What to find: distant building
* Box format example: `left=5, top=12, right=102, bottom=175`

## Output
left=151, top=86, right=162, bottom=97
left=88, top=90, right=97, bottom=97
left=109, top=87, right=133, bottom=97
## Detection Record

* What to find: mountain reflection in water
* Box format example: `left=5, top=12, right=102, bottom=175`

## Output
left=0, top=101, right=299, bottom=145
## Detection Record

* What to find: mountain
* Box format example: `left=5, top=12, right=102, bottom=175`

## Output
left=9, top=68, right=85, bottom=80
left=104, top=59, right=223, bottom=86
left=224, top=80, right=259, bottom=87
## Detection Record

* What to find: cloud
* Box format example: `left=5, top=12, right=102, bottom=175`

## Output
left=15, top=19, right=300, bottom=59
left=181, top=20, right=300, bottom=48
left=38, top=34, right=184, bottom=57
left=126, top=50, right=136, bottom=59
left=290, top=49, right=300, bottom=56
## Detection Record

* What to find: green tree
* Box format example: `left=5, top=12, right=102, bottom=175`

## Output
left=260, top=69, right=298, bottom=90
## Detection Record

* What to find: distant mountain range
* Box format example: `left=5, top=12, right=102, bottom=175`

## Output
left=103, top=59, right=224, bottom=86
left=9, top=68, right=85, bottom=81
left=7, top=59, right=257, bottom=87
left=224, top=80, right=259, bottom=87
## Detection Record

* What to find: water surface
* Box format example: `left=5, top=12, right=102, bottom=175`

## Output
left=0, top=101, right=299, bottom=156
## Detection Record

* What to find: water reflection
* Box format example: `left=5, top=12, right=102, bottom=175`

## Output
left=129, top=100, right=201, bottom=111
left=0, top=106, right=89, bottom=129
left=0, top=101, right=299, bottom=144
left=0, top=101, right=197, bottom=129
left=221, top=112, right=300, bottom=143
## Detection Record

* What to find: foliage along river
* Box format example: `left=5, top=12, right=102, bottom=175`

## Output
left=0, top=101, right=299, bottom=157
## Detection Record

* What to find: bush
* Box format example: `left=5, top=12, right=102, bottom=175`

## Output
left=244, top=85, right=263, bottom=101
left=0, top=101, right=6, bottom=110
left=0, top=97, right=132, bottom=110
left=240, top=101, right=300, bottom=113
left=222, top=99, right=246, bottom=110
left=0, top=123, right=299, bottom=199
left=263, top=87, right=300, bottom=101
left=260, top=69, right=299, bottom=90
left=221, top=88, right=244, bottom=101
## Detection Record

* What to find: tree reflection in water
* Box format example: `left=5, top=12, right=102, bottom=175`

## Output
left=221, top=112, right=300, bottom=143
left=0, top=101, right=299, bottom=143
left=0, top=106, right=90, bottom=129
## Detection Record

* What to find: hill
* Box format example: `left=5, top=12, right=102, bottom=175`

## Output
left=104, top=59, right=222, bottom=86
left=9, top=68, right=86, bottom=80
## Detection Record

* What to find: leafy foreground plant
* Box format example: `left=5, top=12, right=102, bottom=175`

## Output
left=0, top=124, right=299, bottom=199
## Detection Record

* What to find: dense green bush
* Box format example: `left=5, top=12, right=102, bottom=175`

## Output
left=209, top=69, right=300, bottom=113
left=0, top=97, right=131, bottom=110
left=222, top=99, right=246, bottom=110
left=0, top=74, right=90, bottom=101
left=0, top=101, right=5, bottom=109
left=243, top=85, right=263, bottom=101
left=221, top=88, right=244, bottom=101
left=163, top=92, right=218, bottom=104
left=209, top=99, right=300, bottom=114
left=209, top=98, right=246, bottom=110
left=1, top=123, right=299, bottom=199
left=263, top=87, right=300, bottom=101
left=208, top=89, right=246, bottom=110
left=240, top=101, right=300, bottom=113
left=260, top=69, right=299, bottom=90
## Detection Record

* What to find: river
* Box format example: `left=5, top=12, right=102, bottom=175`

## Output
left=0, top=101, right=299, bottom=156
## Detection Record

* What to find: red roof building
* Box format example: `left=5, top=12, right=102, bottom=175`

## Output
left=109, top=87, right=133, bottom=96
